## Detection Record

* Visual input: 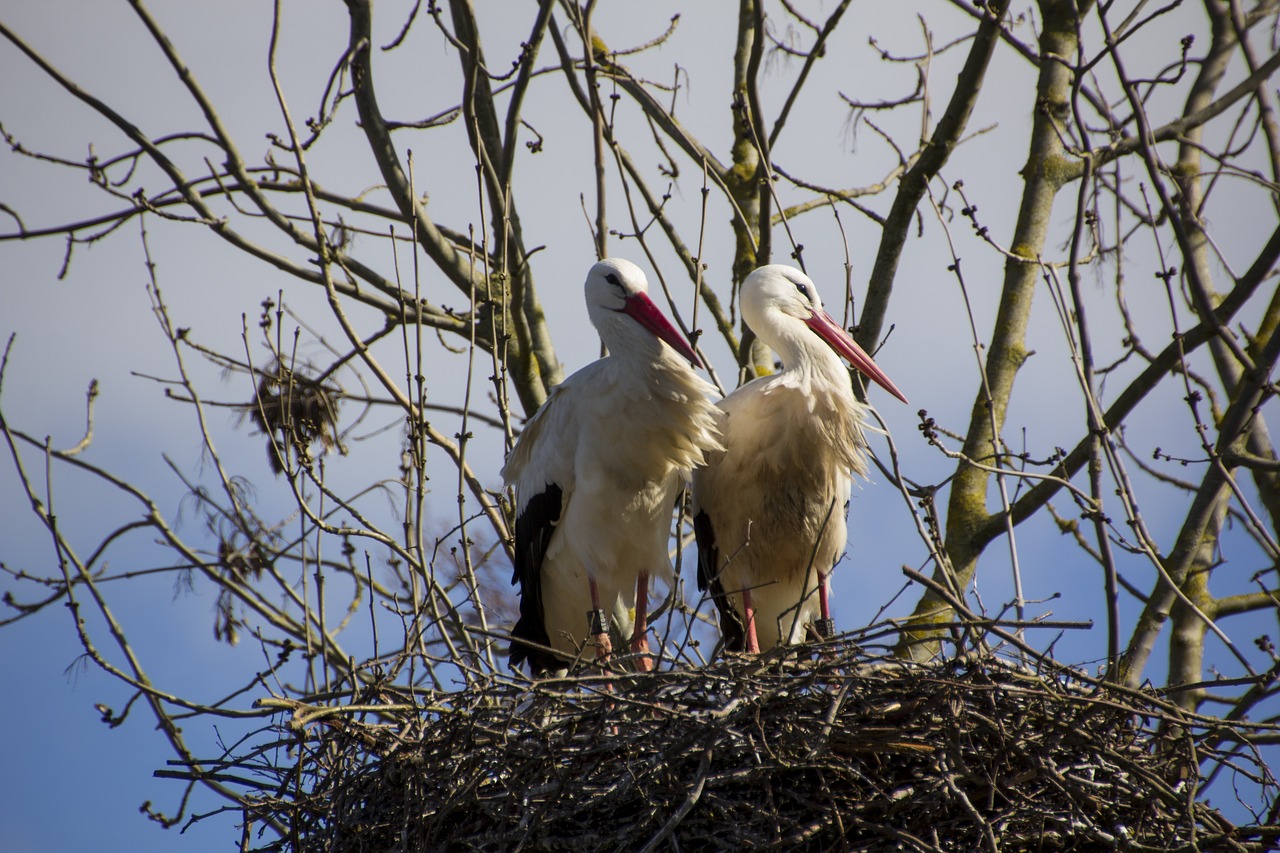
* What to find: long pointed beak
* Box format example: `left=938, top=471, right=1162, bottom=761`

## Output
left=806, top=309, right=908, bottom=404
left=623, top=292, right=703, bottom=368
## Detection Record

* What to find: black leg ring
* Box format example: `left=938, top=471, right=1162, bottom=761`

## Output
left=587, top=609, right=609, bottom=636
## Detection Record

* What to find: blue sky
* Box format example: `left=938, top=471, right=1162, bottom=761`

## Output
left=3, top=1, right=1278, bottom=848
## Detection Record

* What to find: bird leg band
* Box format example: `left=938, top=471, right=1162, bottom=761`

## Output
left=587, top=608, right=609, bottom=636
left=586, top=608, right=613, bottom=661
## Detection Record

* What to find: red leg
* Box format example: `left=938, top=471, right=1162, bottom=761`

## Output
left=742, top=587, right=761, bottom=654
left=589, top=578, right=618, bottom=730
left=814, top=571, right=836, bottom=640
left=587, top=577, right=612, bottom=663
left=631, top=572, right=653, bottom=671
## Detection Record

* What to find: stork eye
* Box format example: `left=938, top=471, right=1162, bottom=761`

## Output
left=794, top=282, right=810, bottom=298
left=605, top=273, right=622, bottom=287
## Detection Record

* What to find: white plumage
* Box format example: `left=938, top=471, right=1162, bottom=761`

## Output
left=504, top=258, right=723, bottom=672
left=692, top=265, right=907, bottom=652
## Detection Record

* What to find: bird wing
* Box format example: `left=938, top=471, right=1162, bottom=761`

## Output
left=691, top=384, right=761, bottom=652
left=693, top=506, right=745, bottom=652
left=501, top=378, right=584, bottom=671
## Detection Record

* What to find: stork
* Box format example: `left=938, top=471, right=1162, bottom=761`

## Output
left=692, top=265, right=907, bottom=653
left=504, top=258, right=722, bottom=674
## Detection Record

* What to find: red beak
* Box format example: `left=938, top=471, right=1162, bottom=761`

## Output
left=806, top=309, right=908, bottom=404
left=623, top=292, right=703, bottom=368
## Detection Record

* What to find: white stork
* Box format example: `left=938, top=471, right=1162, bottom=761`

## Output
left=504, top=258, right=722, bottom=673
left=692, top=265, right=907, bottom=653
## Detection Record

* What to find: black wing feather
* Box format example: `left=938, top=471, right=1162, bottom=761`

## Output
left=694, top=508, right=745, bottom=652
left=509, top=483, right=563, bottom=673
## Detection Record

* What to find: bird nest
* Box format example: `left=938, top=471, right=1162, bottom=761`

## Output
left=234, top=640, right=1278, bottom=852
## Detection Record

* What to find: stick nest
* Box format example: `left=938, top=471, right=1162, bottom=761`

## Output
left=243, top=645, right=1277, bottom=852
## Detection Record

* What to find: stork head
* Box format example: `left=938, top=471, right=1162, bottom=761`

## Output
left=585, top=258, right=702, bottom=367
left=742, top=265, right=907, bottom=403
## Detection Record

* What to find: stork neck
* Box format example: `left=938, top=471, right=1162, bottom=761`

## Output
left=770, top=324, right=853, bottom=396
left=592, top=308, right=665, bottom=368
